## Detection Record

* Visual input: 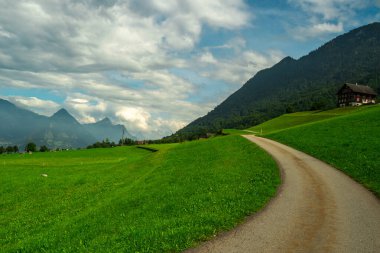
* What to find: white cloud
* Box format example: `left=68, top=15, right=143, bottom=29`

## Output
left=288, top=0, right=370, bottom=20
left=292, top=22, right=344, bottom=41
left=309, top=22, right=344, bottom=33
left=68, top=98, right=89, bottom=104
left=130, top=0, right=250, bottom=29
left=196, top=49, right=285, bottom=85
left=193, top=36, right=286, bottom=86
left=131, top=70, right=195, bottom=98
left=225, top=37, right=247, bottom=51
left=205, top=37, right=247, bottom=52
left=0, top=0, right=258, bottom=139
left=64, top=94, right=107, bottom=123
left=0, top=0, right=250, bottom=73
left=199, top=52, right=218, bottom=64
left=2, top=1, right=375, bottom=139
left=288, top=0, right=373, bottom=40
left=2, top=96, right=60, bottom=116
left=0, top=26, right=13, bottom=39
left=153, top=118, right=187, bottom=133
left=116, top=107, right=151, bottom=132
left=189, top=0, right=250, bottom=28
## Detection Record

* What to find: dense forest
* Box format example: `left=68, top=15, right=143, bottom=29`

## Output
left=169, top=22, right=380, bottom=141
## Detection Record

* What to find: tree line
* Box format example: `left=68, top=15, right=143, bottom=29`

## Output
left=1, top=138, right=141, bottom=154
left=1, top=132, right=226, bottom=154
left=86, top=138, right=138, bottom=149
left=0, top=142, right=51, bottom=154
left=0, top=145, right=19, bottom=154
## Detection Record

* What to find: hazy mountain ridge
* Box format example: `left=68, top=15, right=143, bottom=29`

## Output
left=175, top=22, right=380, bottom=139
left=84, top=117, right=134, bottom=144
left=0, top=99, right=134, bottom=148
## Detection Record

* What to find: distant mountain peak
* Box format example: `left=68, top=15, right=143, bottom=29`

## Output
left=273, top=56, right=296, bottom=68
left=281, top=56, right=295, bottom=62
left=53, top=108, right=70, bottom=115
left=84, top=117, right=136, bottom=141
left=99, top=117, right=112, bottom=124
left=51, top=108, right=79, bottom=124
left=0, top=98, right=135, bottom=148
left=0, top=98, right=15, bottom=107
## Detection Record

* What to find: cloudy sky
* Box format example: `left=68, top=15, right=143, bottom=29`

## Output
left=0, top=0, right=379, bottom=139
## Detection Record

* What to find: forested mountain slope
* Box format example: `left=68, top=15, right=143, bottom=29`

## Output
left=176, top=22, right=380, bottom=139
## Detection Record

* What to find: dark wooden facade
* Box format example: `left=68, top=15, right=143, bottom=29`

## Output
left=337, top=83, right=377, bottom=107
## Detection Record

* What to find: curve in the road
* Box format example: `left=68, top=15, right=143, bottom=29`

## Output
left=186, top=135, right=380, bottom=253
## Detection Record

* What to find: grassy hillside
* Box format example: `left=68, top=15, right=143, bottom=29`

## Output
left=264, top=105, right=380, bottom=196
left=1, top=135, right=279, bottom=252
left=222, top=129, right=254, bottom=135
left=248, top=106, right=370, bottom=134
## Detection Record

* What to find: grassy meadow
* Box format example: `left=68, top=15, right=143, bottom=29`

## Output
left=222, top=129, right=255, bottom=135
left=1, top=135, right=280, bottom=252
left=247, top=106, right=371, bottom=135
left=261, top=105, right=380, bottom=196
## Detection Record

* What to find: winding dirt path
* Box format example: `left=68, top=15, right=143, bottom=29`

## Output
left=186, top=135, right=380, bottom=253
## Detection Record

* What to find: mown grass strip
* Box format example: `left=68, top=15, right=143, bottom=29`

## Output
left=137, top=146, right=159, bottom=152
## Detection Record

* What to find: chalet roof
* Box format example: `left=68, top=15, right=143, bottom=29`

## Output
left=338, top=83, right=377, bottom=95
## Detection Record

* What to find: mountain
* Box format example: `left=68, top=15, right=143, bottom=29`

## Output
left=0, top=100, right=133, bottom=148
left=84, top=117, right=135, bottom=143
left=50, top=108, right=80, bottom=124
left=37, top=109, right=96, bottom=148
left=176, top=22, right=380, bottom=139
left=0, top=98, right=48, bottom=146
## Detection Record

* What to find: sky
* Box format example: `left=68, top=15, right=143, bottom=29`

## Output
left=0, top=0, right=379, bottom=139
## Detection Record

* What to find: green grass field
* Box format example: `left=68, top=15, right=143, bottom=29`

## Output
left=264, top=105, right=380, bottom=196
left=1, top=135, right=280, bottom=252
left=222, top=129, right=256, bottom=135
left=247, top=106, right=374, bottom=135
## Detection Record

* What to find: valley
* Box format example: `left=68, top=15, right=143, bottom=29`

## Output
left=1, top=14, right=379, bottom=253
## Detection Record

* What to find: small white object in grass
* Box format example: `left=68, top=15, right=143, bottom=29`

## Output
left=41, top=174, right=48, bottom=177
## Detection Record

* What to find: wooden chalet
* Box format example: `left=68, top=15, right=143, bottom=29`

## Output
left=337, top=83, right=377, bottom=107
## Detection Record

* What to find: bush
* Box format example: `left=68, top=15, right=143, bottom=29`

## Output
left=25, top=142, right=37, bottom=152
left=39, top=145, right=49, bottom=152
left=6, top=146, right=14, bottom=153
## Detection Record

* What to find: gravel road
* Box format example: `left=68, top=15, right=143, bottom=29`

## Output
left=186, top=135, right=380, bottom=253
